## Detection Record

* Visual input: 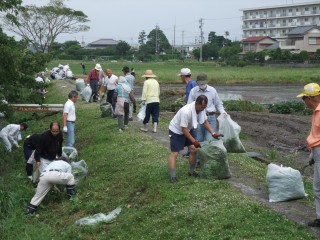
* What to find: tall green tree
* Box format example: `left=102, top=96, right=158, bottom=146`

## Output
left=138, top=30, right=147, bottom=45
left=3, top=0, right=90, bottom=53
left=116, top=40, right=131, bottom=57
left=145, top=27, right=171, bottom=54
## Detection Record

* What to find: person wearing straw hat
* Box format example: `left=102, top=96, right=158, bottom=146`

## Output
left=87, top=63, right=102, bottom=102
left=297, top=83, right=320, bottom=227
left=140, top=70, right=160, bottom=133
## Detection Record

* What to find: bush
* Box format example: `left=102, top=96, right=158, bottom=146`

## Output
left=268, top=101, right=312, bottom=115
left=224, top=100, right=265, bottom=112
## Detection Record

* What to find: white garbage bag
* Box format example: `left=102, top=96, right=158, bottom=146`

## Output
left=62, top=146, right=78, bottom=161
left=66, top=70, right=73, bottom=78
left=266, top=163, right=307, bottom=202
left=81, top=85, right=92, bottom=103
left=217, top=114, right=246, bottom=153
left=35, top=76, right=44, bottom=83
left=137, top=104, right=146, bottom=121
left=76, top=79, right=85, bottom=92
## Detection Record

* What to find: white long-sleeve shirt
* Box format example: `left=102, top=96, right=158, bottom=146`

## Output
left=0, top=124, right=20, bottom=146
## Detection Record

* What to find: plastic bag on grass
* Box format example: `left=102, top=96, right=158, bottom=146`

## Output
left=62, top=146, right=78, bottom=161
left=75, top=206, right=121, bottom=226
left=100, top=102, right=113, bottom=118
left=81, top=86, right=92, bottom=103
left=137, top=104, right=146, bottom=121
left=71, top=160, right=88, bottom=184
left=198, top=140, right=231, bottom=179
left=217, top=114, right=246, bottom=153
left=266, top=163, right=307, bottom=202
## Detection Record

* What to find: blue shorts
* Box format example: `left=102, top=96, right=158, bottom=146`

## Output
left=169, top=129, right=195, bottom=152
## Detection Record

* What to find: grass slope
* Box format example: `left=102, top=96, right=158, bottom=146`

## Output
left=0, top=80, right=316, bottom=240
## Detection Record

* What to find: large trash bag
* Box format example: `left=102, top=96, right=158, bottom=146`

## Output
left=217, top=114, right=246, bottom=153
left=266, top=163, right=307, bottom=202
left=62, top=146, right=78, bottom=161
left=198, top=140, right=231, bottom=179
left=81, top=85, right=92, bottom=103
left=71, top=160, right=88, bottom=184
left=75, top=79, right=85, bottom=92
left=100, top=102, right=113, bottom=118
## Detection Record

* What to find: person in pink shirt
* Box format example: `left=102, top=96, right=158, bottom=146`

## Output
left=297, top=83, right=320, bottom=227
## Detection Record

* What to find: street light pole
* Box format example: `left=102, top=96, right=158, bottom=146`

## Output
left=199, top=18, right=204, bottom=62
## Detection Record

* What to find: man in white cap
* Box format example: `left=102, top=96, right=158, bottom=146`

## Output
left=297, top=83, right=320, bottom=227
left=178, top=68, right=197, bottom=157
left=178, top=68, right=197, bottom=103
left=87, top=63, right=102, bottom=102
left=188, top=73, right=227, bottom=142
left=140, top=70, right=160, bottom=133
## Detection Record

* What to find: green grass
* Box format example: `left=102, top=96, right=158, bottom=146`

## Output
left=0, top=80, right=317, bottom=239
left=48, top=60, right=320, bottom=85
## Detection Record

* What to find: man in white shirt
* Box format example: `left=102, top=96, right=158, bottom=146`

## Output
left=63, top=90, right=78, bottom=147
left=0, top=122, right=28, bottom=152
left=103, top=68, right=118, bottom=115
left=168, top=95, right=220, bottom=183
left=188, top=73, right=227, bottom=142
left=26, top=159, right=76, bottom=215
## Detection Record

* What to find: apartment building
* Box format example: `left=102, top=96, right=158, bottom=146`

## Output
left=240, top=1, right=320, bottom=40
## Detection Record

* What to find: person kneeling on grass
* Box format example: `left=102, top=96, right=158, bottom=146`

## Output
left=167, top=95, right=221, bottom=183
left=26, top=158, right=76, bottom=216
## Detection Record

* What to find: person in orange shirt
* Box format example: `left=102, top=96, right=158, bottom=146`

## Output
left=298, top=83, right=320, bottom=227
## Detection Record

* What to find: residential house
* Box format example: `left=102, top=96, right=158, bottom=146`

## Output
left=281, top=25, right=320, bottom=53
left=242, top=36, right=277, bottom=53
left=85, top=39, right=119, bottom=49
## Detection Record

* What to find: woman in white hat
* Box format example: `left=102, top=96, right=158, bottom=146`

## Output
left=140, top=70, right=160, bottom=133
left=87, top=63, right=102, bottom=102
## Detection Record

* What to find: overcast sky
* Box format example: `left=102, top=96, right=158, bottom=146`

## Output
left=12, top=0, right=315, bottom=45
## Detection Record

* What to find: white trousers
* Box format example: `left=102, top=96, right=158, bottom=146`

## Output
left=0, top=135, right=12, bottom=152
left=30, top=171, right=75, bottom=206
left=312, top=146, right=320, bottom=219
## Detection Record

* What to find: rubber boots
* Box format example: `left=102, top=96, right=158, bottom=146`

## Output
left=66, top=185, right=76, bottom=199
left=26, top=203, right=37, bottom=216
left=140, top=124, right=148, bottom=132
left=152, top=122, right=158, bottom=133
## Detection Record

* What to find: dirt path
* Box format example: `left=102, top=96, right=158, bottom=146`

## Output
left=130, top=112, right=320, bottom=236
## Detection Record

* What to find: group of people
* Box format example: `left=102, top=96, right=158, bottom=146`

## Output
left=0, top=89, right=79, bottom=216
left=3, top=63, right=320, bottom=228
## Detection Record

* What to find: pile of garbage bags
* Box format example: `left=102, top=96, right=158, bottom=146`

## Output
left=50, top=64, right=74, bottom=80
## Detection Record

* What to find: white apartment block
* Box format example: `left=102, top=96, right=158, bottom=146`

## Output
left=240, top=1, right=320, bottom=40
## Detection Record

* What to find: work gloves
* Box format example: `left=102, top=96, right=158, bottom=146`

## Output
left=63, top=126, right=68, bottom=133
left=193, top=140, right=201, bottom=148
left=212, top=133, right=224, bottom=139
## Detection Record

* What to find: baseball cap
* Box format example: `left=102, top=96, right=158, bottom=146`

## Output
left=178, top=68, right=191, bottom=76
left=122, top=66, right=130, bottom=72
left=297, top=83, right=320, bottom=97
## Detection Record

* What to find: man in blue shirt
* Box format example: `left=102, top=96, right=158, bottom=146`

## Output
left=178, top=68, right=197, bottom=157
left=178, top=68, right=197, bottom=103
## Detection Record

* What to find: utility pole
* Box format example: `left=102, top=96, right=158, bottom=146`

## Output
left=199, top=18, right=204, bottom=62
left=155, top=24, right=158, bottom=54
left=181, top=30, right=185, bottom=59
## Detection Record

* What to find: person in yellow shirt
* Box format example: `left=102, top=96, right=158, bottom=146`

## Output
left=298, top=83, right=320, bottom=227
left=140, top=70, right=160, bottom=133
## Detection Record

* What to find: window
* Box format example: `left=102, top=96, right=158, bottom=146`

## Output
left=296, top=8, right=299, bottom=12
left=305, top=7, right=309, bottom=11
left=289, top=9, right=292, bottom=12
left=289, top=19, right=293, bottom=22
left=305, top=18, right=309, bottom=22
left=313, top=7, right=317, bottom=10
left=309, top=37, right=317, bottom=45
